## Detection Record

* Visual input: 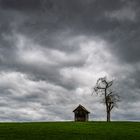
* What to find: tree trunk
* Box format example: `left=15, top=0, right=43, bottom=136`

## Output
left=107, top=111, right=110, bottom=122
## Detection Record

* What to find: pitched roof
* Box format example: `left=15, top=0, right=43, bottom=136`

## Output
left=73, top=104, right=90, bottom=113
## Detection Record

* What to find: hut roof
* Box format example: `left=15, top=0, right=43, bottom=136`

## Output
left=73, top=104, right=90, bottom=113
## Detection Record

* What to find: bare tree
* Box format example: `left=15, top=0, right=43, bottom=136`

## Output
left=93, top=77, right=120, bottom=122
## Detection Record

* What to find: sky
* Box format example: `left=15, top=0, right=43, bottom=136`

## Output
left=0, top=0, right=140, bottom=122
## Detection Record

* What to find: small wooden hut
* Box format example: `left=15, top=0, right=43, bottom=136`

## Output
left=73, top=104, right=90, bottom=122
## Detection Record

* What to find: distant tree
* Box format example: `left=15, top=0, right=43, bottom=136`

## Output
left=93, top=77, right=120, bottom=122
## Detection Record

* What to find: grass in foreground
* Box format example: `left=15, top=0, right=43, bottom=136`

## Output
left=0, top=121, right=139, bottom=140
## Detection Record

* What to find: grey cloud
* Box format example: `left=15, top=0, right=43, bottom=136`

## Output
left=0, top=71, right=86, bottom=121
left=0, top=0, right=49, bottom=10
left=0, top=0, right=140, bottom=121
left=5, top=0, right=139, bottom=64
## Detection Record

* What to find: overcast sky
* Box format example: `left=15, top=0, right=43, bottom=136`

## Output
left=0, top=0, right=140, bottom=122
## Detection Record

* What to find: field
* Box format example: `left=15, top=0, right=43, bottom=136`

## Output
left=0, top=122, right=139, bottom=140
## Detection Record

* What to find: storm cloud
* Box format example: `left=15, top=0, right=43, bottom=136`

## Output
left=0, top=0, right=140, bottom=121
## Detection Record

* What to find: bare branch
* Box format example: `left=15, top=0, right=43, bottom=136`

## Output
left=107, top=80, right=113, bottom=88
left=96, top=86, right=106, bottom=90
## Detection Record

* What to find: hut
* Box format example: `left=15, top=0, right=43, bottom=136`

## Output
left=73, top=104, right=90, bottom=122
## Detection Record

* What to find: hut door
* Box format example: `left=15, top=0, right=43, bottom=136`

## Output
left=76, top=111, right=86, bottom=121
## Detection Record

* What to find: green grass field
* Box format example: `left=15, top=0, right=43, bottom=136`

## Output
left=0, top=122, right=139, bottom=140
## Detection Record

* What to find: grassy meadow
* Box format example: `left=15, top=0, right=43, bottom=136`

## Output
left=0, top=121, right=139, bottom=140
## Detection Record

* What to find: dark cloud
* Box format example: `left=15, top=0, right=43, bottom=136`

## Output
left=0, top=0, right=140, bottom=121
left=0, top=0, right=139, bottom=63
left=0, top=0, right=44, bottom=10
